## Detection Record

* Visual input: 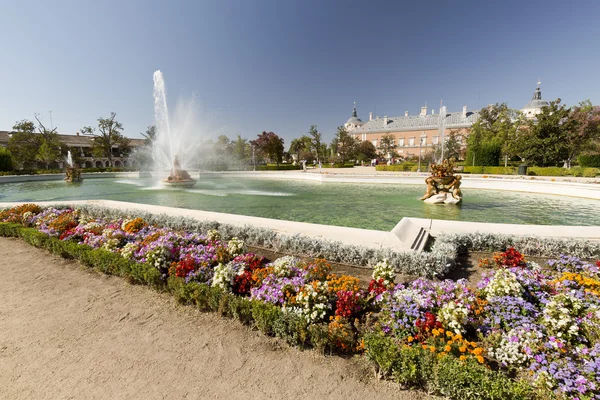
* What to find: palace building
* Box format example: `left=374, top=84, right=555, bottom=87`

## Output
left=346, top=82, right=550, bottom=159
left=346, top=103, right=479, bottom=159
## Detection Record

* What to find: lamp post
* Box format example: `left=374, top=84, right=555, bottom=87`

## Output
left=418, top=132, right=427, bottom=172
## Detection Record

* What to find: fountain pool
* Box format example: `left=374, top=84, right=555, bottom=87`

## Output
left=1, top=176, right=599, bottom=230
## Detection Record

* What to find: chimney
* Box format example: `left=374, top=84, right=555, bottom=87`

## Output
left=383, top=115, right=388, bottom=125
left=404, top=111, right=409, bottom=117
left=420, top=106, right=427, bottom=116
left=369, top=112, right=373, bottom=121
left=462, top=105, right=467, bottom=117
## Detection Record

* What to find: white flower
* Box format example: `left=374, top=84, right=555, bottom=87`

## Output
left=269, top=256, right=299, bottom=277
left=211, top=262, right=239, bottom=291
left=227, top=237, right=246, bottom=257
left=206, top=229, right=221, bottom=241
left=483, top=269, right=523, bottom=299
left=372, top=259, right=395, bottom=285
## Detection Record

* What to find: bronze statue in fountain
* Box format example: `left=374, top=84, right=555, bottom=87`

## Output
left=420, top=158, right=462, bottom=204
left=64, top=164, right=83, bottom=183
left=162, top=156, right=197, bottom=188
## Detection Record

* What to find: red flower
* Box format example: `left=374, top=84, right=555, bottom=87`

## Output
left=335, top=290, right=362, bottom=318
left=596, top=260, right=600, bottom=268
left=233, top=270, right=254, bottom=295
left=368, top=278, right=387, bottom=296
left=493, top=247, right=526, bottom=268
left=175, top=256, right=196, bottom=278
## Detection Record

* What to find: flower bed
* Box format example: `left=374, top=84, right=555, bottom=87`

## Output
left=1, top=204, right=599, bottom=399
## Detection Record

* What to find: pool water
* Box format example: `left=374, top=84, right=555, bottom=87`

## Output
left=1, top=177, right=599, bottom=231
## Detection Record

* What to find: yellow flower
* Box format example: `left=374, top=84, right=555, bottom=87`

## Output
left=422, top=345, right=429, bottom=350
left=472, top=348, right=483, bottom=356
left=429, top=346, right=436, bottom=353
left=446, top=331, right=454, bottom=338
left=459, top=346, right=467, bottom=353
left=432, top=329, right=439, bottom=337
left=476, top=355, right=484, bottom=364
left=460, top=355, right=467, bottom=361
left=444, top=345, right=451, bottom=352
left=407, top=336, right=414, bottom=343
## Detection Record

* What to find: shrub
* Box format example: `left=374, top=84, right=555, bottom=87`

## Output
left=527, top=167, right=569, bottom=176
left=583, top=167, right=599, bottom=177
left=375, top=163, right=416, bottom=172
left=578, top=154, right=600, bottom=168
left=463, top=166, right=516, bottom=175
left=251, top=300, right=282, bottom=335
left=465, top=141, right=501, bottom=166
left=0, top=147, right=13, bottom=172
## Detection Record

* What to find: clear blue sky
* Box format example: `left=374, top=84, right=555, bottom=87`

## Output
left=1, top=0, right=599, bottom=145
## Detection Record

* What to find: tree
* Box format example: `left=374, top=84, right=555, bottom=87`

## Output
left=289, top=137, right=308, bottom=162
left=331, top=126, right=357, bottom=163
left=250, top=131, right=284, bottom=165
left=563, top=101, right=600, bottom=167
left=432, top=130, right=463, bottom=161
left=81, top=112, right=129, bottom=167
left=231, top=134, right=249, bottom=162
left=355, top=140, right=378, bottom=163
left=378, top=133, right=397, bottom=159
left=512, top=99, right=573, bottom=167
left=33, top=114, right=63, bottom=169
left=7, top=120, right=38, bottom=169
left=466, top=103, right=519, bottom=166
left=141, top=125, right=157, bottom=145
left=308, top=125, right=322, bottom=162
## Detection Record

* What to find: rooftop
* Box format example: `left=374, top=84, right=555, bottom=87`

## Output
left=352, top=109, right=480, bottom=134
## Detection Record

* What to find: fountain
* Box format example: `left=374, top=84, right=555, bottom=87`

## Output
left=420, top=158, right=462, bottom=204
left=64, top=150, right=83, bottom=183
left=152, top=70, right=201, bottom=188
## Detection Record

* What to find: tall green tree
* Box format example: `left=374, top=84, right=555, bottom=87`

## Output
left=81, top=112, right=129, bottom=167
left=331, top=126, right=357, bottom=163
left=355, top=140, right=378, bottom=163
left=250, top=131, right=285, bottom=165
left=378, top=133, right=397, bottom=159
left=512, top=99, right=573, bottom=167
left=289, top=137, right=308, bottom=162
left=466, top=103, right=519, bottom=166
left=7, top=120, right=38, bottom=169
left=308, top=125, right=322, bottom=162
left=231, top=134, right=249, bottom=161
left=433, top=130, right=463, bottom=161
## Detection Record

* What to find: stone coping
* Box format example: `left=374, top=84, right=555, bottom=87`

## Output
left=2, top=200, right=600, bottom=255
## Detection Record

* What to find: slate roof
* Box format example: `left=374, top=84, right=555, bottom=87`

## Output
left=351, top=110, right=480, bottom=134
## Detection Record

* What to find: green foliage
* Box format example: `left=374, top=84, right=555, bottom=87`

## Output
left=355, top=140, right=378, bottom=162
left=578, top=154, right=600, bottom=168
left=331, top=126, right=357, bottom=163
left=308, top=125, right=323, bottom=162
left=272, top=311, right=310, bottom=347
left=463, top=166, right=516, bottom=175
left=432, top=129, right=463, bottom=161
left=81, top=112, right=130, bottom=167
left=322, top=163, right=354, bottom=168
left=527, top=167, right=570, bottom=176
left=251, top=300, right=283, bottom=336
left=0, top=147, right=13, bottom=171
left=434, top=356, right=534, bottom=400
left=375, top=162, right=416, bottom=172
left=583, top=168, right=599, bottom=177
left=465, top=140, right=501, bottom=166
left=256, top=164, right=302, bottom=171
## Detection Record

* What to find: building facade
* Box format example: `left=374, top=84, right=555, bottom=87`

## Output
left=0, top=131, right=145, bottom=168
left=347, top=104, right=479, bottom=159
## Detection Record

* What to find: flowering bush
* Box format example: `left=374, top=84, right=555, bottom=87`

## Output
left=372, top=258, right=395, bottom=285
left=227, top=237, right=246, bottom=257
left=3, top=204, right=600, bottom=399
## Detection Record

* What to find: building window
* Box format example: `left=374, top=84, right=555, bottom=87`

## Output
left=433, top=136, right=439, bottom=144
left=408, top=137, right=415, bottom=146
left=399, top=138, right=405, bottom=147
left=421, top=136, right=427, bottom=145
left=372, top=139, right=377, bottom=147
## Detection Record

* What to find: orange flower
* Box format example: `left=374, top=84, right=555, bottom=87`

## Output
left=459, top=346, right=467, bottom=353
left=407, top=336, right=414, bottom=343
left=476, top=355, right=484, bottom=363
left=444, top=345, right=451, bottom=352
left=460, top=355, right=467, bottom=361
left=472, top=348, right=483, bottom=356
left=429, top=346, right=436, bottom=353
left=422, top=345, right=429, bottom=350
left=446, top=331, right=454, bottom=338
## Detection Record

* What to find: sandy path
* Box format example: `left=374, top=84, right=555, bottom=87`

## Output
left=0, top=237, right=429, bottom=400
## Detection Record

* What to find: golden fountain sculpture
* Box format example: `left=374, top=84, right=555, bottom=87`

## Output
left=420, top=158, right=462, bottom=204
left=162, top=155, right=197, bottom=188
left=64, top=164, right=83, bottom=183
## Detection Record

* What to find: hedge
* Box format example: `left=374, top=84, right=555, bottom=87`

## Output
left=461, top=166, right=598, bottom=177
left=578, top=154, right=600, bottom=168
left=0, top=147, right=13, bottom=172
left=463, top=166, right=517, bottom=175
left=376, top=162, right=417, bottom=172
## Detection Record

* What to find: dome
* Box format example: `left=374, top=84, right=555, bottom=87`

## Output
left=345, top=116, right=363, bottom=125
left=522, top=83, right=548, bottom=114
